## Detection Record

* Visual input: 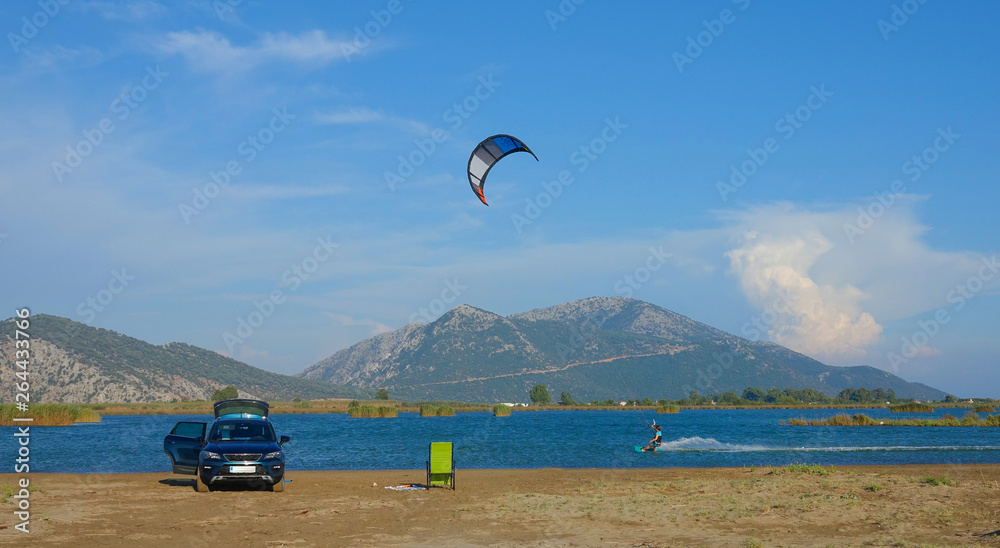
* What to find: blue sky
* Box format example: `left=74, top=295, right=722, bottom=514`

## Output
left=2, top=1, right=998, bottom=397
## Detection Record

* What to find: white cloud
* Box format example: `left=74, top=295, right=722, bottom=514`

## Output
left=155, top=29, right=356, bottom=73
left=315, top=107, right=385, bottom=125
left=227, top=184, right=352, bottom=201
left=726, top=229, right=883, bottom=361
left=314, top=107, right=433, bottom=136
left=21, top=45, right=104, bottom=70
left=324, top=313, right=393, bottom=336
left=77, top=0, right=166, bottom=20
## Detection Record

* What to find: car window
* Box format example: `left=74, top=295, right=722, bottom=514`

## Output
left=171, top=422, right=205, bottom=438
left=209, top=421, right=275, bottom=442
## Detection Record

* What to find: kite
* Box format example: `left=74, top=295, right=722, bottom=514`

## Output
left=467, top=134, right=538, bottom=206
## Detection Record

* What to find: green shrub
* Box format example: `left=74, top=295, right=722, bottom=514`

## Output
left=211, top=385, right=239, bottom=401
left=493, top=404, right=512, bottom=417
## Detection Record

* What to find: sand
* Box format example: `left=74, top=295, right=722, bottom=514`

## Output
left=2, top=465, right=999, bottom=547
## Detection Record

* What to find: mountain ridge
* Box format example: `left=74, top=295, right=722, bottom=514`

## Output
left=298, top=297, right=948, bottom=402
left=0, top=314, right=371, bottom=403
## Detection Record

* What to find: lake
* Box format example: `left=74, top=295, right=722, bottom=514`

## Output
left=5, top=408, right=999, bottom=473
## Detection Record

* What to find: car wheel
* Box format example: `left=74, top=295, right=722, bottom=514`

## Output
left=196, top=474, right=210, bottom=493
left=271, top=479, right=284, bottom=492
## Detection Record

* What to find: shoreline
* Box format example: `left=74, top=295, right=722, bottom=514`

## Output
left=4, top=464, right=998, bottom=546
left=5, top=401, right=997, bottom=426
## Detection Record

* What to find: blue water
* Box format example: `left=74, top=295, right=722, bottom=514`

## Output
left=5, top=409, right=999, bottom=473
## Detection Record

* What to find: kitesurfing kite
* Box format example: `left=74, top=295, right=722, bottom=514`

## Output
left=467, top=134, right=538, bottom=206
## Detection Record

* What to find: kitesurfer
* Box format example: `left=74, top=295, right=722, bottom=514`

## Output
left=642, top=424, right=662, bottom=452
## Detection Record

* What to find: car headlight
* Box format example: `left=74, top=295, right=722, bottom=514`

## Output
left=200, top=451, right=223, bottom=461
left=262, top=451, right=282, bottom=460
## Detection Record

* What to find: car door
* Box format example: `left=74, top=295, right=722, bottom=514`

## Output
left=164, top=421, right=207, bottom=475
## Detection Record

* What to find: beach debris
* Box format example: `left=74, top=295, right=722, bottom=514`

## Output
left=385, top=484, right=426, bottom=491
left=371, top=482, right=377, bottom=487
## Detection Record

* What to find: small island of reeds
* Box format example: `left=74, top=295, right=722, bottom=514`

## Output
left=889, top=402, right=934, bottom=413
left=787, top=412, right=1000, bottom=427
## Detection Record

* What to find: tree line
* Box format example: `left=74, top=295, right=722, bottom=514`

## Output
left=526, top=384, right=935, bottom=406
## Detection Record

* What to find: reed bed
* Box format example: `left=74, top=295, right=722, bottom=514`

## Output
left=436, top=405, right=455, bottom=417
left=378, top=406, right=398, bottom=418
left=347, top=405, right=379, bottom=418
left=0, top=403, right=102, bottom=426
left=492, top=404, right=512, bottom=417
left=419, top=405, right=438, bottom=417
left=890, top=402, right=934, bottom=413
left=974, top=405, right=995, bottom=413
left=656, top=404, right=679, bottom=414
left=787, top=412, right=1000, bottom=427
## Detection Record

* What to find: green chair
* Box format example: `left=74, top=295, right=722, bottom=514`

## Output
left=426, top=442, right=455, bottom=489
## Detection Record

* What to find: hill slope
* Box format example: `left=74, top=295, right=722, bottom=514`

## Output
left=298, top=297, right=947, bottom=402
left=0, top=314, right=371, bottom=403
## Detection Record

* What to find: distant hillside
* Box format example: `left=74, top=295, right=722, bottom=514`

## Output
left=0, top=314, right=371, bottom=403
left=298, top=297, right=948, bottom=402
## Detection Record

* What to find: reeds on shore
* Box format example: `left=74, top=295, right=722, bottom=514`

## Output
left=657, top=404, right=679, bottom=414
left=435, top=405, right=455, bottom=416
left=787, top=412, right=1000, bottom=427
left=346, top=405, right=399, bottom=418
left=0, top=403, right=102, bottom=426
left=419, top=405, right=437, bottom=417
left=493, top=404, right=512, bottom=417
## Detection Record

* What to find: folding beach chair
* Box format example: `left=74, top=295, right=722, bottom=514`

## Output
left=426, top=442, right=455, bottom=489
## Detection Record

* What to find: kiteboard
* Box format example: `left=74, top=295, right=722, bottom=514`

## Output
left=634, top=445, right=665, bottom=453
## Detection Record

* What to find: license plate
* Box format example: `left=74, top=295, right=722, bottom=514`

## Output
left=230, top=465, right=255, bottom=473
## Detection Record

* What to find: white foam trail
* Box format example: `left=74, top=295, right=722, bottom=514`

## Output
left=656, top=437, right=1000, bottom=453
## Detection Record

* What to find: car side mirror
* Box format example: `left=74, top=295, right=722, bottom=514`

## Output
left=196, top=436, right=206, bottom=445
left=279, top=435, right=290, bottom=446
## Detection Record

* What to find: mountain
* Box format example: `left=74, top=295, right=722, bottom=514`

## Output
left=298, top=297, right=948, bottom=402
left=0, top=314, right=372, bottom=403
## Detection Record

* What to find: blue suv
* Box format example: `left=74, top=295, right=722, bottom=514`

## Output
left=164, top=399, right=290, bottom=492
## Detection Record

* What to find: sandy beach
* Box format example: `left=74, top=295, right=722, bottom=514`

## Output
left=2, top=464, right=999, bottom=547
